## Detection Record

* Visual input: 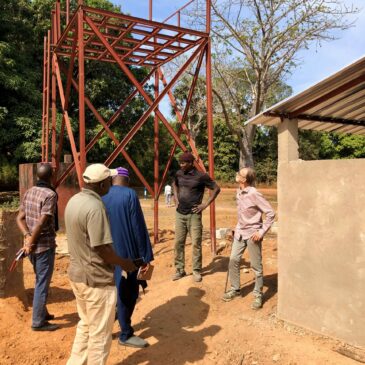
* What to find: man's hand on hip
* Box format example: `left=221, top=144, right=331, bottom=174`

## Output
left=191, top=203, right=206, bottom=214
left=251, top=231, right=262, bottom=242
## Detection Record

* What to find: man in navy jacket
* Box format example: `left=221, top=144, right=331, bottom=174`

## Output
left=103, top=167, right=153, bottom=348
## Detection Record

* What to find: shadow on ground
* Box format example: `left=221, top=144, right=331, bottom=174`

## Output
left=114, top=287, right=221, bottom=365
left=26, top=286, right=75, bottom=305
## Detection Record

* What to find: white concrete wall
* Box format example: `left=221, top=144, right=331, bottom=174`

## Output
left=278, top=158, right=365, bottom=347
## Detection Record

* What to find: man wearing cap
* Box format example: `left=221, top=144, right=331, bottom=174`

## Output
left=102, top=167, right=153, bottom=349
left=65, top=163, right=136, bottom=365
left=172, top=152, right=220, bottom=282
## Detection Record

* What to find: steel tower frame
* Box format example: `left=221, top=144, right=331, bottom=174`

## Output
left=41, top=0, right=216, bottom=252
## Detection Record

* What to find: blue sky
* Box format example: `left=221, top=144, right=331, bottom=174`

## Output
left=113, top=0, right=365, bottom=97
left=289, top=0, right=365, bottom=93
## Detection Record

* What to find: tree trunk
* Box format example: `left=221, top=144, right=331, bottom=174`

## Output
left=239, top=123, right=256, bottom=168
left=238, top=96, right=262, bottom=169
left=0, top=210, right=27, bottom=303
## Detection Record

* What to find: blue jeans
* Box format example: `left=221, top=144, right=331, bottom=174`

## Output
left=115, top=269, right=139, bottom=342
left=29, top=248, right=55, bottom=327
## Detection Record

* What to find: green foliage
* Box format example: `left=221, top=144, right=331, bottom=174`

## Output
left=1, top=0, right=364, bottom=191
left=299, top=130, right=322, bottom=160
left=253, top=127, right=278, bottom=184
left=212, top=119, right=239, bottom=182
left=0, top=0, right=156, bottom=188
left=297, top=130, right=365, bottom=161
left=254, top=158, right=277, bottom=185
left=0, top=196, right=20, bottom=210
left=0, top=157, right=18, bottom=190
left=319, top=133, right=365, bottom=159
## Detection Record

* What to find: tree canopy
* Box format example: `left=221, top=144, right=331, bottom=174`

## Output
left=1, top=0, right=365, bottom=190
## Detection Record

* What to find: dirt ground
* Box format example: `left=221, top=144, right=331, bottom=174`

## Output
left=0, top=188, right=358, bottom=365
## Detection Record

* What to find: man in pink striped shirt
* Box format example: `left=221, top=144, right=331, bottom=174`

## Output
left=222, top=167, right=275, bottom=309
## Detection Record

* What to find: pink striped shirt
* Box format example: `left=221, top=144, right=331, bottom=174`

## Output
left=234, top=186, right=275, bottom=241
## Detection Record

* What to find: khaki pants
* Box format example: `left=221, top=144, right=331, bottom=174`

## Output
left=67, top=281, right=117, bottom=365
left=174, top=211, right=203, bottom=272
left=228, top=237, right=263, bottom=297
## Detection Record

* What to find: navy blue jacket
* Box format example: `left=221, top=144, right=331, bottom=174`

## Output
left=102, top=185, right=154, bottom=265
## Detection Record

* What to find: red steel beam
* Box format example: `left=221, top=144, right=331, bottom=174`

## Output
left=53, top=55, right=83, bottom=187
left=72, top=30, right=190, bottom=53
left=55, top=66, right=156, bottom=189
left=158, top=65, right=205, bottom=171
left=51, top=12, right=57, bottom=168
left=55, top=29, right=78, bottom=175
left=96, top=21, right=136, bottom=61
left=140, top=32, right=183, bottom=66
left=85, top=14, right=207, bottom=166
left=206, top=41, right=217, bottom=253
left=45, top=31, right=51, bottom=162
left=66, top=0, right=70, bottom=24
left=83, top=5, right=208, bottom=38
left=154, top=69, right=159, bottom=244
left=64, top=70, right=154, bottom=195
left=156, top=47, right=206, bottom=196
left=83, top=16, right=107, bottom=51
left=42, top=35, right=47, bottom=161
left=78, top=8, right=86, bottom=185
left=54, top=13, right=78, bottom=52
left=123, top=28, right=166, bottom=62
left=56, top=1, right=61, bottom=41
left=162, top=0, right=195, bottom=23
left=206, top=0, right=211, bottom=33
left=157, top=126, right=182, bottom=198
left=102, top=40, right=207, bottom=167
left=57, top=45, right=164, bottom=66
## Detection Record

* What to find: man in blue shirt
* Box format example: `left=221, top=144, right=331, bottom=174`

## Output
left=102, top=167, right=153, bottom=348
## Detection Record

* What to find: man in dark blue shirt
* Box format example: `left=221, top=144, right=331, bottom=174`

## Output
left=102, top=167, right=153, bottom=348
left=172, top=152, right=220, bottom=282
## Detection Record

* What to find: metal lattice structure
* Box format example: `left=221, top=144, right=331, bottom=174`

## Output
left=41, top=0, right=216, bottom=250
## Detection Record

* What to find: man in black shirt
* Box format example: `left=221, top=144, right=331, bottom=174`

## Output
left=172, top=152, right=220, bottom=282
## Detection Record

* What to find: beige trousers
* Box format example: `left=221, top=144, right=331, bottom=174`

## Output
left=66, top=281, right=117, bottom=365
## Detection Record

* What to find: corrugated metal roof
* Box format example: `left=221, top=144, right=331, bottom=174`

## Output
left=246, top=55, right=365, bottom=135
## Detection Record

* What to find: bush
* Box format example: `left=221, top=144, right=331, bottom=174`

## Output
left=0, top=192, right=19, bottom=210
left=255, top=158, right=277, bottom=185
left=0, top=161, right=18, bottom=190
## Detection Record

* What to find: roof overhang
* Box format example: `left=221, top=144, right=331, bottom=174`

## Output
left=246, top=56, right=365, bottom=135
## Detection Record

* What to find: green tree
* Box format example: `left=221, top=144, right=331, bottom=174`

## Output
left=188, top=0, right=358, bottom=167
left=0, top=0, right=166, bottom=188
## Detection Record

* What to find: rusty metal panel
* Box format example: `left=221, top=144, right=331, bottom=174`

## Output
left=247, top=56, right=365, bottom=135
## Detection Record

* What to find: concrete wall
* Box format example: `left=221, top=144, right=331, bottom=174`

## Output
left=278, top=158, right=365, bottom=347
